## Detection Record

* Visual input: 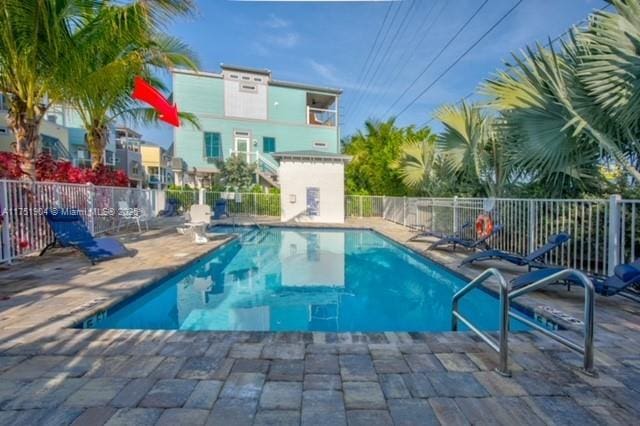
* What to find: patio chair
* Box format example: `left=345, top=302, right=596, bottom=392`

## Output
left=116, top=201, right=149, bottom=233
left=213, top=199, right=229, bottom=220
left=178, top=204, right=216, bottom=243
left=427, top=224, right=503, bottom=252
left=511, top=259, right=640, bottom=301
left=159, top=198, right=179, bottom=216
left=460, top=232, right=571, bottom=270
left=42, top=210, right=133, bottom=264
left=185, top=204, right=212, bottom=226
left=408, top=222, right=471, bottom=242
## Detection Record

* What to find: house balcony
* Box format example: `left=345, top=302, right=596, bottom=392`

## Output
left=306, top=92, right=337, bottom=127
left=307, top=107, right=336, bottom=127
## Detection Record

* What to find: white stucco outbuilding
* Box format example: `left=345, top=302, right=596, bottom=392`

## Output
left=273, top=151, right=351, bottom=224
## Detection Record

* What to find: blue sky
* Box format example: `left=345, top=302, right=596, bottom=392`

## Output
left=135, top=0, right=606, bottom=148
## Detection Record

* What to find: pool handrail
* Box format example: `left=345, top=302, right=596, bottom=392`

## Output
left=508, top=268, right=596, bottom=376
left=452, top=268, right=511, bottom=376
left=452, top=267, right=596, bottom=378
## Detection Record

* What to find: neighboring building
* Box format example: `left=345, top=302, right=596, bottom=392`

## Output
left=45, top=104, right=117, bottom=168
left=0, top=94, right=73, bottom=161
left=115, top=127, right=144, bottom=187
left=172, top=64, right=342, bottom=188
left=140, top=141, right=173, bottom=189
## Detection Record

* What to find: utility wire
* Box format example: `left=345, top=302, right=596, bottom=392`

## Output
left=343, top=1, right=399, bottom=121
left=393, top=0, right=524, bottom=119
left=342, top=2, right=394, bottom=122
left=378, top=0, right=489, bottom=119
left=370, top=0, right=447, bottom=118
left=418, top=1, right=613, bottom=128
left=348, top=0, right=420, bottom=121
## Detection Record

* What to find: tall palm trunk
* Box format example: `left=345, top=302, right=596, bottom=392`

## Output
left=6, top=98, right=44, bottom=179
left=86, top=122, right=108, bottom=169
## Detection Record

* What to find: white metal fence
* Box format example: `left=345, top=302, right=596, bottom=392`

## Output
left=2, top=179, right=638, bottom=276
left=0, top=180, right=155, bottom=263
left=377, top=195, right=639, bottom=276
left=165, top=190, right=281, bottom=217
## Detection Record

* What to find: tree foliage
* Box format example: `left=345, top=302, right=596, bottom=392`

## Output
left=217, top=156, right=257, bottom=191
left=0, top=0, right=198, bottom=178
left=344, top=118, right=431, bottom=195
left=63, top=0, right=200, bottom=168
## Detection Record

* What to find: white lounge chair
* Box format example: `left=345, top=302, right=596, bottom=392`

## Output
left=186, top=204, right=212, bottom=226
left=177, top=204, right=213, bottom=243
left=117, top=200, right=149, bottom=232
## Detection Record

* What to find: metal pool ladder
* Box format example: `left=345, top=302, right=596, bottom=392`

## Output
left=452, top=268, right=596, bottom=377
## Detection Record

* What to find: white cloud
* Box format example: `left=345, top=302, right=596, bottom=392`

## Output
left=309, top=60, right=339, bottom=83
left=264, top=13, right=290, bottom=29
left=267, top=32, right=300, bottom=48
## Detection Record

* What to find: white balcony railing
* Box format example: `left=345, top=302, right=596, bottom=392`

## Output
left=307, top=106, right=337, bottom=127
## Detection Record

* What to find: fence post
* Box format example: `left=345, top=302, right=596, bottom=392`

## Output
left=403, top=197, right=407, bottom=227
left=0, top=181, right=11, bottom=263
left=382, top=196, right=386, bottom=220
left=199, top=188, right=206, bottom=205
left=528, top=199, right=536, bottom=254
left=359, top=196, right=363, bottom=218
left=608, top=194, right=622, bottom=275
left=453, top=196, right=459, bottom=233
left=86, top=183, right=95, bottom=236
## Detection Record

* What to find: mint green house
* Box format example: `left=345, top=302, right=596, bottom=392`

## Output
left=172, top=64, right=341, bottom=188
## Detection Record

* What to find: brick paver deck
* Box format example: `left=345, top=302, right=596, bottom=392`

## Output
left=0, top=217, right=638, bottom=425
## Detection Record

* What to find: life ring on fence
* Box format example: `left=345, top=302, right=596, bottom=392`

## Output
left=475, top=214, right=494, bottom=238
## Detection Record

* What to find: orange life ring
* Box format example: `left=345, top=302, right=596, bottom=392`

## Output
left=475, top=214, right=494, bottom=238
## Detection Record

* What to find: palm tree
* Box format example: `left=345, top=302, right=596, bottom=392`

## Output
left=0, top=0, right=90, bottom=178
left=64, top=1, right=199, bottom=169
left=435, top=102, right=507, bottom=196
left=483, top=0, right=640, bottom=184
left=394, top=130, right=438, bottom=190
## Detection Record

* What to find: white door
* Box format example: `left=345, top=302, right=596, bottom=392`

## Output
left=234, top=137, right=252, bottom=162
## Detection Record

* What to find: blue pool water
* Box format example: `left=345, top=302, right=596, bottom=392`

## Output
left=81, top=227, right=535, bottom=332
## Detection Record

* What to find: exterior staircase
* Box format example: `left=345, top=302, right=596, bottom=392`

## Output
left=256, top=152, right=280, bottom=189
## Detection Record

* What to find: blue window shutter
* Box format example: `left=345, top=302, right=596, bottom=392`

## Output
left=204, top=132, right=221, bottom=158
left=263, top=137, right=276, bottom=153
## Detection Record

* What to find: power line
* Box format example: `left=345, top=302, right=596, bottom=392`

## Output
left=393, top=0, right=524, bottom=119
left=369, top=0, right=448, bottom=119
left=343, top=1, right=400, bottom=121
left=418, top=1, right=613, bottom=128
left=379, top=0, right=489, bottom=119
left=347, top=0, right=420, bottom=121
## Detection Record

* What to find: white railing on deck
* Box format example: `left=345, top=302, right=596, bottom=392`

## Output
left=205, top=191, right=280, bottom=217
left=0, top=179, right=156, bottom=263
left=347, top=194, right=639, bottom=276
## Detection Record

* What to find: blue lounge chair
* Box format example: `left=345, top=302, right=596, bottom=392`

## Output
left=511, top=259, right=640, bottom=300
left=213, top=199, right=229, bottom=220
left=460, top=232, right=571, bottom=270
left=41, top=210, right=133, bottom=264
left=427, top=224, right=503, bottom=252
left=409, top=222, right=471, bottom=242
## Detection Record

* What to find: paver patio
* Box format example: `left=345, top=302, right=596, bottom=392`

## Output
left=0, top=218, right=638, bottom=425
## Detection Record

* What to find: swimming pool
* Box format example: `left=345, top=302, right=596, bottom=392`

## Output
left=80, top=227, right=536, bottom=332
